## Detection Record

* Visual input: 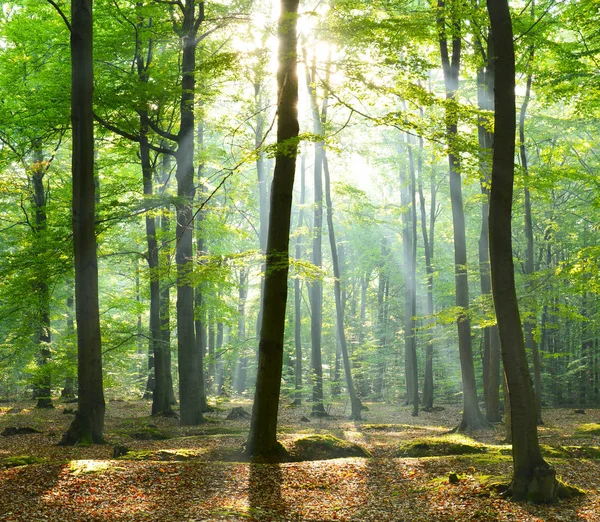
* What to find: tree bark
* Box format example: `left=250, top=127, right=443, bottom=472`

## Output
left=323, top=154, right=362, bottom=419
left=438, top=0, right=488, bottom=431
left=61, top=0, right=105, bottom=445
left=519, top=48, right=543, bottom=424
left=305, top=56, right=326, bottom=417
left=293, top=152, right=306, bottom=405
left=418, top=156, right=436, bottom=411
left=31, top=148, right=53, bottom=409
left=487, top=0, right=558, bottom=502
left=159, top=151, right=176, bottom=406
left=476, top=33, right=501, bottom=423
left=246, top=0, right=299, bottom=459
left=401, top=136, right=419, bottom=416
left=175, top=0, right=204, bottom=426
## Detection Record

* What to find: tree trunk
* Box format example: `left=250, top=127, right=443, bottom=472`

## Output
left=159, top=151, right=176, bottom=406
left=246, top=0, right=299, bottom=459
left=374, top=240, right=389, bottom=400
left=438, top=0, right=488, bottom=431
left=293, top=152, right=306, bottom=406
left=519, top=49, right=543, bottom=424
left=175, top=0, right=204, bottom=426
left=418, top=159, right=436, bottom=411
left=400, top=137, right=419, bottom=416
left=235, top=269, right=248, bottom=395
left=487, top=0, right=558, bottom=501
left=61, top=282, right=76, bottom=399
left=476, top=34, right=501, bottom=423
left=31, top=148, right=53, bottom=409
left=195, top=125, right=208, bottom=411
left=305, top=56, right=326, bottom=417
left=61, top=0, right=105, bottom=445
left=323, top=154, right=362, bottom=419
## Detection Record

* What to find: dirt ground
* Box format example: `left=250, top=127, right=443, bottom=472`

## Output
left=1, top=399, right=599, bottom=521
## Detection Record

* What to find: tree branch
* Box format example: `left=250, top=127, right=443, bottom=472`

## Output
left=46, top=0, right=71, bottom=32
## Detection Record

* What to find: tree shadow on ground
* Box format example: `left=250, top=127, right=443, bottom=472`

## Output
left=248, top=462, right=291, bottom=521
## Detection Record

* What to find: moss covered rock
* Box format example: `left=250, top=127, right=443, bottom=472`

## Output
left=290, top=434, right=371, bottom=461
left=396, top=435, right=487, bottom=457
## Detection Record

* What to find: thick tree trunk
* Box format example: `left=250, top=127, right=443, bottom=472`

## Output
left=487, top=0, right=558, bottom=502
left=246, top=0, right=299, bottom=459
left=61, top=0, right=105, bottom=445
left=293, top=152, right=306, bottom=406
left=175, top=1, right=204, bottom=426
left=323, top=154, right=362, bottom=419
left=438, top=0, right=488, bottom=431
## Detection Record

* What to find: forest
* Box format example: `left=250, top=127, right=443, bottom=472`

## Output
left=1, top=0, right=600, bottom=520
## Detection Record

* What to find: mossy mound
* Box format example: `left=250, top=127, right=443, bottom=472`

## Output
left=574, top=423, right=600, bottom=437
left=1, top=455, right=47, bottom=468
left=117, top=449, right=199, bottom=461
left=540, top=444, right=600, bottom=460
left=396, top=435, right=487, bottom=458
left=289, top=434, right=371, bottom=461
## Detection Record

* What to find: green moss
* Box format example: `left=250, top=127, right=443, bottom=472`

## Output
left=556, top=478, right=586, bottom=498
left=396, top=435, right=487, bottom=458
left=290, top=434, right=371, bottom=461
left=574, top=423, right=600, bottom=437
left=118, top=449, right=201, bottom=461
left=1, top=455, right=47, bottom=468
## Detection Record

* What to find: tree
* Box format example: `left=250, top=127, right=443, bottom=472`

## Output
left=437, top=0, right=488, bottom=431
left=323, top=154, right=363, bottom=420
left=60, top=0, right=106, bottom=445
left=487, top=0, right=558, bottom=502
left=305, top=55, right=327, bottom=417
left=246, top=0, right=299, bottom=459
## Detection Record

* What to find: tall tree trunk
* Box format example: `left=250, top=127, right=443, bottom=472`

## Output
left=401, top=137, right=419, bottom=416
left=305, top=56, right=326, bottom=417
left=519, top=48, right=543, bottom=424
left=31, top=148, right=53, bottom=409
left=236, top=269, right=248, bottom=395
left=374, top=240, right=389, bottom=400
left=246, top=0, right=299, bottom=458
left=159, top=151, right=176, bottom=406
left=438, top=0, right=488, bottom=431
left=418, top=157, right=436, bottom=411
left=487, top=0, right=558, bottom=501
left=195, top=123, right=209, bottom=410
left=323, top=155, right=362, bottom=419
left=293, top=152, right=306, bottom=406
left=61, top=282, right=76, bottom=399
left=175, top=0, right=204, bottom=426
left=476, top=33, right=501, bottom=423
left=61, top=0, right=105, bottom=444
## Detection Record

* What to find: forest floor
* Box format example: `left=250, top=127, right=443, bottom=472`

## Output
left=1, top=398, right=600, bottom=521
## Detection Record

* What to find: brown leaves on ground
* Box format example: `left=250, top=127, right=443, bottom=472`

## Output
left=1, top=400, right=599, bottom=521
